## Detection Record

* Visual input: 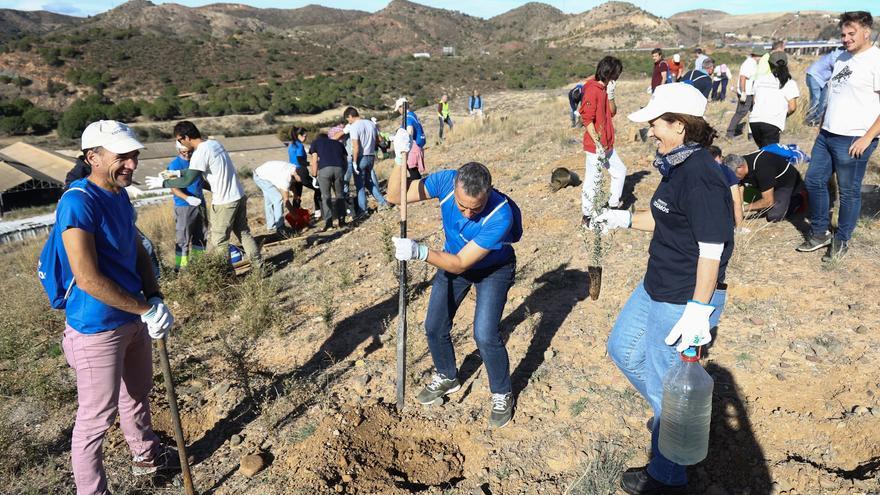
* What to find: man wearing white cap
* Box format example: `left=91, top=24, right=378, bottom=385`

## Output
left=56, top=120, right=177, bottom=494
left=595, top=84, right=733, bottom=494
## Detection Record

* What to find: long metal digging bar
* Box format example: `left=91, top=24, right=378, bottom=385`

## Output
left=156, top=337, right=196, bottom=495
left=396, top=102, right=410, bottom=412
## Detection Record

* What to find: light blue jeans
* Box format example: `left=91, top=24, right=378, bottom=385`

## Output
left=352, top=155, right=388, bottom=213
left=607, top=281, right=727, bottom=486
left=805, top=129, right=878, bottom=241
left=253, top=175, right=284, bottom=231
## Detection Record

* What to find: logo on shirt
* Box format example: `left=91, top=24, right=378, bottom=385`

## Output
left=653, top=198, right=670, bottom=213
left=831, top=65, right=853, bottom=86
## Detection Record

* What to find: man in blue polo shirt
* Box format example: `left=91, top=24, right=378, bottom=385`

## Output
left=386, top=131, right=521, bottom=428
left=167, top=141, right=205, bottom=270
left=54, top=120, right=176, bottom=494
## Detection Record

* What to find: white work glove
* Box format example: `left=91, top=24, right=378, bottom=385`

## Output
left=593, top=209, right=631, bottom=233
left=312, top=177, right=319, bottom=189
left=140, top=297, right=174, bottom=339
left=393, top=128, right=412, bottom=155
left=665, top=301, right=715, bottom=352
left=184, top=196, right=201, bottom=207
left=738, top=92, right=747, bottom=103
left=145, top=176, right=165, bottom=189
left=607, top=80, right=617, bottom=100
left=352, top=161, right=360, bottom=175
left=392, top=237, right=428, bottom=262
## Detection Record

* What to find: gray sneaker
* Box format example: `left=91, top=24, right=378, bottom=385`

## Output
left=415, top=373, right=461, bottom=405
left=796, top=231, right=831, bottom=252
left=489, top=393, right=514, bottom=428
left=822, top=238, right=848, bottom=262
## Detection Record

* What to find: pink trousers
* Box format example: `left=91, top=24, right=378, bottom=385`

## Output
left=62, top=319, right=160, bottom=495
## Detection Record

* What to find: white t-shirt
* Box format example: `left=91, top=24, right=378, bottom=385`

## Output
left=749, top=75, right=800, bottom=131
left=738, top=57, right=758, bottom=95
left=254, top=161, right=295, bottom=191
left=823, top=46, right=880, bottom=137
left=188, top=139, right=244, bottom=205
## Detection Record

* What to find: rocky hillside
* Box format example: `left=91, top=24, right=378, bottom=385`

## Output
left=0, top=9, right=82, bottom=38
left=670, top=9, right=841, bottom=42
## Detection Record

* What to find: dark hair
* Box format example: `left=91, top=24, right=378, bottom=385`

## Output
left=770, top=59, right=792, bottom=88
left=315, top=132, right=329, bottom=140
left=657, top=113, right=717, bottom=148
left=173, top=120, right=201, bottom=140
left=707, top=145, right=722, bottom=159
left=291, top=126, right=307, bottom=141
left=771, top=40, right=785, bottom=51
left=595, top=56, right=623, bottom=83
left=694, top=48, right=703, bottom=54
left=455, top=162, right=492, bottom=196
left=651, top=48, right=663, bottom=56
left=343, top=106, right=359, bottom=119
left=839, top=11, right=872, bottom=28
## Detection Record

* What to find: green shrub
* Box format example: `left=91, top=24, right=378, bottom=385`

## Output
left=22, top=107, right=56, bottom=134
left=0, top=116, right=28, bottom=135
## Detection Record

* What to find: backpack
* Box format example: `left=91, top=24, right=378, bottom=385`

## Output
left=496, top=191, right=523, bottom=244
left=37, top=186, right=93, bottom=309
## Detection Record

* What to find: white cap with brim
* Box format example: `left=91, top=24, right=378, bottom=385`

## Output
left=81, top=120, right=144, bottom=154
left=393, top=97, right=408, bottom=111
left=627, top=83, right=707, bottom=123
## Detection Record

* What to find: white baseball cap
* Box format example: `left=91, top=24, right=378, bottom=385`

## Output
left=81, top=120, right=144, bottom=154
left=371, top=117, right=378, bottom=124
left=673, top=53, right=681, bottom=63
left=393, top=97, right=408, bottom=111
left=627, top=83, right=707, bottom=123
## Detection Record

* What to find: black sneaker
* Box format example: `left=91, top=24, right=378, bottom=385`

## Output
left=822, top=238, right=848, bottom=262
left=338, top=219, right=347, bottom=228
left=415, top=373, right=461, bottom=405
left=582, top=215, right=591, bottom=229
left=796, top=231, right=831, bottom=252
left=321, top=221, right=332, bottom=232
left=488, top=393, right=514, bottom=428
left=621, top=468, right=686, bottom=495
left=132, top=446, right=180, bottom=476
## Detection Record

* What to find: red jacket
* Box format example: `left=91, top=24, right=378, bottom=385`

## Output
left=579, top=79, right=615, bottom=153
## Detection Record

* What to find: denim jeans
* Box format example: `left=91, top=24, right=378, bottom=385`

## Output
left=805, top=129, right=878, bottom=241
left=424, top=258, right=516, bottom=394
left=253, top=175, right=284, bottom=231
left=607, top=281, right=727, bottom=486
left=353, top=155, right=388, bottom=213
left=805, top=74, right=827, bottom=125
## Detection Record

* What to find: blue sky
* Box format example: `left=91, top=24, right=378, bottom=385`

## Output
left=3, top=0, right=875, bottom=19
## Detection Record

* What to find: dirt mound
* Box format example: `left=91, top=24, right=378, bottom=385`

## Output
left=283, top=401, right=465, bottom=493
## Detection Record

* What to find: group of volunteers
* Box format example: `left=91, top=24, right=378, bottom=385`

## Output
left=40, top=10, right=878, bottom=495
left=564, top=11, right=880, bottom=494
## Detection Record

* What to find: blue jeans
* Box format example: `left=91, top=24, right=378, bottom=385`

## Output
left=805, top=74, right=827, bottom=125
left=424, top=258, right=516, bottom=394
left=805, top=129, right=878, bottom=241
left=607, top=282, right=727, bottom=486
left=352, top=155, right=388, bottom=213
left=253, top=175, right=284, bottom=231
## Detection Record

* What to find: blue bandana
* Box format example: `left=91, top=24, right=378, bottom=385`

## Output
left=653, top=142, right=702, bottom=177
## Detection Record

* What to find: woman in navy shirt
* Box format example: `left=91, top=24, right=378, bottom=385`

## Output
left=595, top=83, right=734, bottom=495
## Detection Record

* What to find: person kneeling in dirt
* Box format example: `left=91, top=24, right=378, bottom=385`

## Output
left=726, top=149, right=806, bottom=223
left=56, top=120, right=177, bottom=494
left=386, top=131, right=522, bottom=428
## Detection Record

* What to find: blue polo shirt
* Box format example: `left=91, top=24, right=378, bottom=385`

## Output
left=56, top=178, right=144, bottom=334
left=288, top=140, right=307, bottom=167
left=167, top=156, right=204, bottom=207
left=406, top=111, right=426, bottom=147
left=645, top=148, right=734, bottom=304
left=424, top=170, right=516, bottom=270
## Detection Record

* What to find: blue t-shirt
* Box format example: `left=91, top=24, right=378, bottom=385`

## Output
left=167, top=156, right=204, bottom=207
left=718, top=163, right=740, bottom=187
left=424, top=170, right=516, bottom=270
left=56, top=178, right=144, bottom=334
left=288, top=141, right=307, bottom=167
left=645, top=149, right=734, bottom=304
left=406, top=111, right=426, bottom=147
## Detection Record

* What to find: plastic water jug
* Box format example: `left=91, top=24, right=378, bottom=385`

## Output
left=658, top=347, right=714, bottom=465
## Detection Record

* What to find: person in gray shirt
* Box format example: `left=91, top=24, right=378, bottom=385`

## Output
left=344, top=106, right=389, bottom=217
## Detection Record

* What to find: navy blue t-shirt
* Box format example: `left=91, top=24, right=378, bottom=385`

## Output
left=682, top=70, right=712, bottom=99
left=424, top=170, right=517, bottom=270
left=718, top=163, right=740, bottom=187
left=645, top=148, right=734, bottom=304
left=308, top=136, right=347, bottom=168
